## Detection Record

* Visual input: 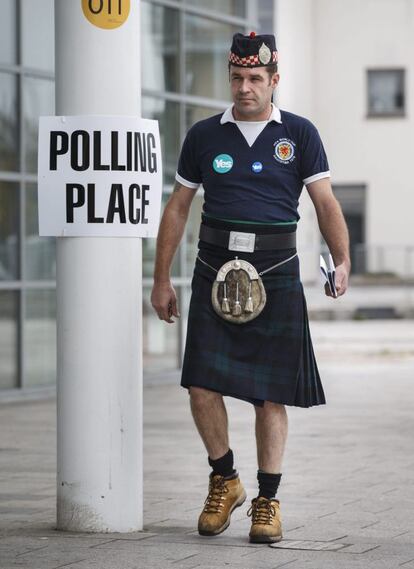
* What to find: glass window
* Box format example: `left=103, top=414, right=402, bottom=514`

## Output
left=257, top=0, right=274, bottom=34
left=21, top=0, right=55, bottom=72
left=141, top=2, right=180, bottom=93
left=0, top=0, right=17, bottom=65
left=142, top=96, right=180, bottom=185
left=143, top=286, right=179, bottom=373
left=367, top=69, right=405, bottom=116
left=332, top=185, right=366, bottom=274
left=23, top=77, right=55, bottom=173
left=0, top=181, right=19, bottom=281
left=183, top=0, right=246, bottom=18
left=185, top=14, right=238, bottom=101
left=185, top=104, right=224, bottom=128
left=185, top=192, right=204, bottom=276
left=0, top=291, right=18, bottom=390
left=24, top=289, right=56, bottom=386
left=26, top=183, right=56, bottom=280
left=0, top=72, right=19, bottom=172
left=143, top=194, right=180, bottom=279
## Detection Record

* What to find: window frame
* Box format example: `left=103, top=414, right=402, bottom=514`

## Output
left=366, top=68, right=406, bottom=118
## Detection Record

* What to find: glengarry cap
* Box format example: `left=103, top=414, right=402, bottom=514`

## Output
left=229, top=31, right=278, bottom=67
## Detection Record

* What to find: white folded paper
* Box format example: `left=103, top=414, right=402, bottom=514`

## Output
left=319, top=253, right=338, bottom=297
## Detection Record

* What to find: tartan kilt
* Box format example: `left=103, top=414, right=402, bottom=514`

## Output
left=180, top=217, right=326, bottom=408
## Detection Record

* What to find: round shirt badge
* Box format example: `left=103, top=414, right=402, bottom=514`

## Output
left=273, top=138, right=296, bottom=164
left=213, top=154, right=233, bottom=174
left=252, top=161, right=263, bottom=173
left=258, top=43, right=271, bottom=65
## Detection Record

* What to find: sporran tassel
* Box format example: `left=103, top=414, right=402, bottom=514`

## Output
left=232, top=281, right=242, bottom=316
left=244, top=280, right=253, bottom=313
left=221, top=282, right=230, bottom=313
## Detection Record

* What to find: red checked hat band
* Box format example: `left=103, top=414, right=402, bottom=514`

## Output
left=229, top=50, right=278, bottom=67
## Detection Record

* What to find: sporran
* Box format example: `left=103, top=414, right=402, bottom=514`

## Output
left=197, top=252, right=298, bottom=324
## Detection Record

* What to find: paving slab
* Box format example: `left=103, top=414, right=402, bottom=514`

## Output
left=1, top=320, right=414, bottom=568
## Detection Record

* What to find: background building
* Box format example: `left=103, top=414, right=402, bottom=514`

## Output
left=0, top=0, right=413, bottom=395
left=276, top=0, right=414, bottom=282
left=0, top=0, right=272, bottom=393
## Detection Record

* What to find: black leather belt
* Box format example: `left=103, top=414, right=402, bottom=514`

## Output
left=199, top=224, right=296, bottom=252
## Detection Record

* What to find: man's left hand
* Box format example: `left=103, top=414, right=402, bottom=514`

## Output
left=325, top=262, right=350, bottom=298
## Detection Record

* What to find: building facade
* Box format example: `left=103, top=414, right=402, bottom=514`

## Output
left=276, top=0, right=414, bottom=282
left=1, top=0, right=412, bottom=396
left=0, top=0, right=271, bottom=393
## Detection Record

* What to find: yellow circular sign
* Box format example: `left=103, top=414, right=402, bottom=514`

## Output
left=82, top=0, right=130, bottom=29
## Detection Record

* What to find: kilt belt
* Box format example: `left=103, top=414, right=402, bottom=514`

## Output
left=199, top=224, right=296, bottom=252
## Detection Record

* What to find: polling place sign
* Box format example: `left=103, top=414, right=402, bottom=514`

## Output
left=38, top=115, right=162, bottom=237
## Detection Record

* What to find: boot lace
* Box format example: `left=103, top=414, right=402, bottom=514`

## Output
left=203, top=476, right=229, bottom=514
left=247, top=498, right=277, bottom=525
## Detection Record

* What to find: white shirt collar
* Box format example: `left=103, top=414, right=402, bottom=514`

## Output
left=220, top=102, right=282, bottom=125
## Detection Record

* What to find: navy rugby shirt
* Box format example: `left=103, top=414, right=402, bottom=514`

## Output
left=175, top=104, right=330, bottom=223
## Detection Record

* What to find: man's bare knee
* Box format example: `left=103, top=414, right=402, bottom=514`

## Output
left=255, top=401, right=286, bottom=415
left=189, top=386, right=223, bottom=408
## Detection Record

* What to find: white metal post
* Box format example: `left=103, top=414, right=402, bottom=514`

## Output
left=55, top=0, right=142, bottom=532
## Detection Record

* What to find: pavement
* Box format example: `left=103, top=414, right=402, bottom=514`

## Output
left=304, top=281, right=414, bottom=319
left=1, top=320, right=414, bottom=569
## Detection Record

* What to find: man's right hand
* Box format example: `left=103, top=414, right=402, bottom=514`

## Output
left=150, top=181, right=196, bottom=323
left=151, top=282, right=180, bottom=324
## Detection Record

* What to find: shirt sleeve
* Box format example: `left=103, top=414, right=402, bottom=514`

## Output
left=299, top=121, right=331, bottom=185
left=175, top=126, right=202, bottom=190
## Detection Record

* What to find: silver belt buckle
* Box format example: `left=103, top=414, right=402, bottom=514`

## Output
left=228, top=231, right=256, bottom=252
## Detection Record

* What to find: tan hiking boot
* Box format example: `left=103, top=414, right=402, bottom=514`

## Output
left=247, top=496, right=283, bottom=543
left=198, top=471, right=247, bottom=536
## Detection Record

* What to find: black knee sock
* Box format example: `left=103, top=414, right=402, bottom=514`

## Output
left=257, top=469, right=282, bottom=499
left=208, top=448, right=236, bottom=478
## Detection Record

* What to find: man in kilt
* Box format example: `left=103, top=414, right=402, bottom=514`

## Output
left=151, top=31, right=350, bottom=543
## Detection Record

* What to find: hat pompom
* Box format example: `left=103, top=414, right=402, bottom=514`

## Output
left=249, top=31, right=256, bottom=38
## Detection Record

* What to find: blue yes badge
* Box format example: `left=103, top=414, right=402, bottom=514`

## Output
left=252, top=161, right=263, bottom=173
left=213, top=154, right=233, bottom=174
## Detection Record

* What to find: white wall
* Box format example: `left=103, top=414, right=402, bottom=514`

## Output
left=276, top=0, right=414, bottom=279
